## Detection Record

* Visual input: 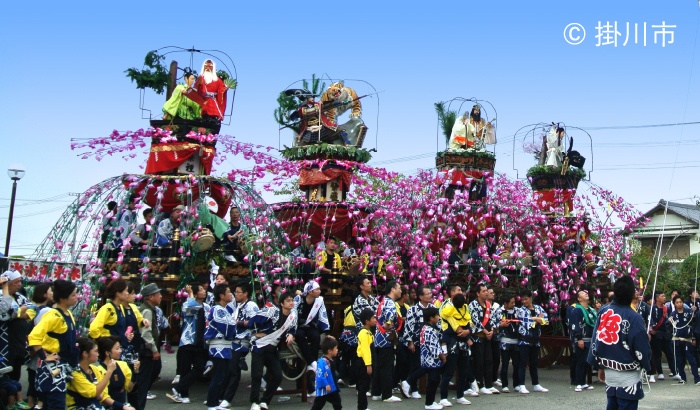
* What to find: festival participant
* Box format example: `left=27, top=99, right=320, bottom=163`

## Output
left=568, top=290, right=597, bottom=392
left=497, top=295, right=520, bottom=393
left=544, top=123, right=566, bottom=167
left=99, top=201, right=118, bottom=255
left=371, top=280, right=402, bottom=403
left=67, top=337, right=135, bottom=410
left=419, top=308, right=446, bottom=410
left=27, top=280, right=79, bottom=409
left=222, top=206, right=246, bottom=262
left=317, top=237, right=342, bottom=274
left=515, top=289, right=549, bottom=394
left=113, top=197, right=137, bottom=249
left=89, top=279, right=130, bottom=341
left=0, top=269, right=30, bottom=382
left=203, top=284, right=236, bottom=410
left=487, top=288, right=501, bottom=386
left=362, top=240, right=385, bottom=277
left=220, top=283, right=259, bottom=408
left=25, top=283, right=53, bottom=410
left=438, top=289, right=472, bottom=405
left=130, top=208, right=154, bottom=249
left=338, top=303, right=358, bottom=388
left=186, top=59, right=230, bottom=121
left=167, top=283, right=210, bottom=404
left=633, top=291, right=650, bottom=325
left=248, top=291, right=298, bottom=410
left=291, top=237, right=316, bottom=276
left=162, top=72, right=201, bottom=120
left=587, top=275, right=652, bottom=410
left=669, top=295, right=699, bottom=384
left=401, top=285, right=436, bottom=399
left=155, top=205, right=184, bottom=247
left=310, top=336, right=342, bottom=410
left=468, top=284, right=497, bottom=394
left=356, top=309, right=375, bottom=410
left=341, top=275, right=378, bottom=388
left=394, top=286, right=412, bottom=389
left=448, top=105, right=494, bottom=150
left=294, top=280, right=330, bottom=396
left=135, top=283, right=162, bottom=410
left=123, top=282, right=145, bottom=407
left=648, top=291, right=675, bottom=382
left=97, top=336, right=139, bottom=409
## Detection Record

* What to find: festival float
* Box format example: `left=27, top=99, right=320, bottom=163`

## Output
left=5, top=47, right=650, bottom=373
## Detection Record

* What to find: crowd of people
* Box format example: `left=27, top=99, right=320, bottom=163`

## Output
left=0, top=244, right=697, bottom=410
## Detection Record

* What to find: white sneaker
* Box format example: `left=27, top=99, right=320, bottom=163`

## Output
left=439, top=399, right=453, bottom=407
left=372, top=396, right=382, bottom=401
left=278, top=396, right=291, bottom=402
left=401, top=380, right=411, bottom=398
left=463, top=389, right=478, bottom=397
left=518, top=386, right=530, bottom=394
left=383, top=396, right=402, bottom=403
left=479, top=387, right=492, bottom=395
left=308, top=391, right=317, bottom=398
left=493, top=379, right=502, bottom=387
left=260, top=403, right=269, bottom=410
left=657, top=374, right=665, bottom=380
left=672, top=374, right=682, bottom=381
left=411, top=392, right=422, bottom=399
left=581, top=384, right=594, bottom=390
left=337, top=378, right=346, bottom=386
left=349, top=384, right=357, bottom=388
left=166, top=389, right=182, bottom=403
left=470, top=381, right=478, bottom=392
left=147, top=392, right=157, bottom=400
left=455, top=397, right=471, bottom=405
left=172, top=375, right=180, bottom=385
left=219, top=400, right=231, bottom=408
left=574, top=385, right=583, bottom=392
left=488, top=387, right=500, bottom=394
left=501, top=387, right=510, bottom=393
left=366, top=392, right=372, bottom=397
left=648, top=375, right=656, bottom=383
left=533, top=385, right=549, bottom=393
left=203, top=362, right=213, bottom=376
left=425, top=403, right=443, bottom=410
left=180, top=397, right=191, bottom=404
left=250, top=404, right=260, bottom=410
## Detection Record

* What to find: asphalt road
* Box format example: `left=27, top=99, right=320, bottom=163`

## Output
left=20, top=351, right=700, bottom=409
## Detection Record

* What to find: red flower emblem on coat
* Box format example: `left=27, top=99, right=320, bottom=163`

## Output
left=596, top=309, right=621, bottom=345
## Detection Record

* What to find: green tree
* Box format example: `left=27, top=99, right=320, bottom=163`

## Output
left=434, top=101, right=457, bottom=146
left=630, top=242, right=672, bottom=294
left=673, top=253, right=700, bottom=294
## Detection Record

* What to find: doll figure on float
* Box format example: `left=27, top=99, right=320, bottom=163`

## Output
left=288, top=90, right=350, bottom=146
left=182, top=59, right=237, bottom=123
left=449, top=104, right=496, bottom=150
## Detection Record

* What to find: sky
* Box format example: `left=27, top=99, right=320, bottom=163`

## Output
left=1, top=0, right=699, bottom=257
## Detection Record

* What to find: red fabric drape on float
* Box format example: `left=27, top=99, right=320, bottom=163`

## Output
left=275, top=205, right=369, bottom=244
left=439, top=169, right=487, bottom=186
left=298, top=168, right=352, bottom=188
left=144, top=142, right=216, bottom=175
left=533, top=189, right=576, bottom=213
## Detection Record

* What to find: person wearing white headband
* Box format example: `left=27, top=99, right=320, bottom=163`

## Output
left=294, top=280, right=330, bottom=396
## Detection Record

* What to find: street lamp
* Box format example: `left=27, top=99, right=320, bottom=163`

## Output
left=4, top=168, right=25, bottom=257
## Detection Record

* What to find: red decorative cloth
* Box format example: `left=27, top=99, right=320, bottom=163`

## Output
left=298, top=168, right=352, bottom=189
left=144, top=142, right=215, bottom=175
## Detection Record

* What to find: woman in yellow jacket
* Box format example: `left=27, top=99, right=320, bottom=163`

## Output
left=89, top=279, right=130, bottom=340
left=67, top=337, right=135, bottom=410
left=97, top=336, right=139, bottom=409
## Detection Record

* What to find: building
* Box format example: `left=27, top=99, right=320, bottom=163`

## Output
left=631, top=199, right=700, bottom=263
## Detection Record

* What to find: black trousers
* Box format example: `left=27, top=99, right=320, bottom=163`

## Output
left=339, top=341, right=358, bottom=386
left=250, top=346, right=283, bottom=405
left=491, top=340, right=501, bottom=382
left=311, top=390, right=342, bottom=410
left=223, top=349, right=248, bottom=402
left=650, top=336, right=675, bottom=376
left=355, top=358, right=372, bottom=410
left=472, top=341, right=494, bottom=389
left=517, top=344, right=539, bottom=386
left=406, top=348, right=422, bottom=392
left=297, top=326, right=321, bottom=393
left=207, top=357, right=229, bottom=407
left=175, top=344, right=206, bottom=397
left=572, top=344, right=591, bottom=386
left=371, top=347, right=394, bottom=399
left=500, top=345, right=520, bottom=389
left=425, top=368, right=441, bottom=406
left=394, top=342, right=411, bottom=386
left=440, top=349, right=469, bottom=400
left=135, top=353, right=158, bottom=410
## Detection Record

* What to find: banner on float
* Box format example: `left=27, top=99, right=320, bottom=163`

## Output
left=5, top=258, right=84, bottom=282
